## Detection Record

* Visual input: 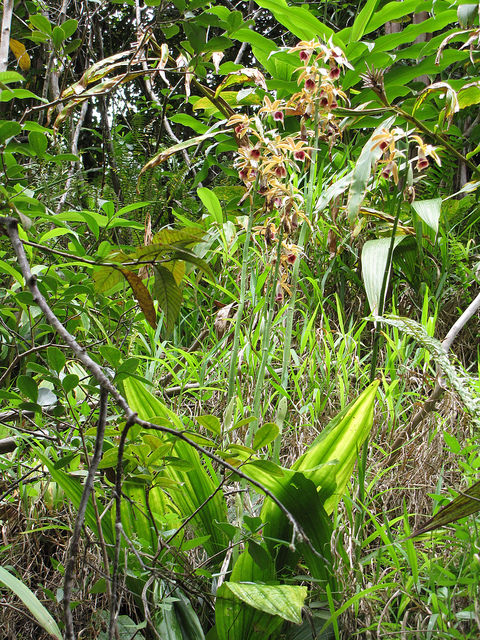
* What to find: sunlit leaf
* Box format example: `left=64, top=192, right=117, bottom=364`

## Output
left=411, top=198, right=442, bottom=234
left=252, top=422, right=280, bottom=450
left=225, top=583, right=307, bottom=624
left=93, top=265, right=123, bottom=293
left=198, top=186, right=223, bottom=223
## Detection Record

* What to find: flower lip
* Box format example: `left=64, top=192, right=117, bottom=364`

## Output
left=329, top=66, right=340, bottom=80
left=273, top=110, right=284, bottom=122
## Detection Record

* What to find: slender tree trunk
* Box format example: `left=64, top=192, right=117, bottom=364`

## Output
left=0, top=0, right=14, bottom=73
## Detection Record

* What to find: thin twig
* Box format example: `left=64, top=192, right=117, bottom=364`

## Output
left=63, top=387, right=109, bottom=640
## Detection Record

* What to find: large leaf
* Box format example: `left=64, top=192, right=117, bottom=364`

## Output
left=120, top=268, right=157, bottom=329
left=258, top=382, right=378, bottom=576
left=215, top=550, right=282, bottom=640
left=293, top=380, right=380, bottom=514
left=361, top=236, right=407, bottom=315
left=225, top=583, right=307, bottom=624
left=254, top=0, right=333, bottom=41
left=152, top=265, right=182, bottom=335
left=93, top=265, right=124, bottom=293
left=0, top=566, right=62, bottom=640
left=242, top=466, right=334, bottom=584
left=36, top=451, right=115, bottom=545
left=350, top=0, right=381, bottom=43
left=138, top=129, right=227, bottom=183
left=411, top=198, right=442, bottom=234
left=412, top=479, right=480, bottom=537
left=197, top=186, right=223, bottom=224
left=123, top=378, right=229, bottom=558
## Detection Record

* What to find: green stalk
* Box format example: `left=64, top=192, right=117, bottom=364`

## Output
left=247, top=226, right=284, bottom=447
left=369, top=144, right=410, bottom=382
left=227, top=194, right=255, bottom=402
left=271, top=108, right=320, bottom=461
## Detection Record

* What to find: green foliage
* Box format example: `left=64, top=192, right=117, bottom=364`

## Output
left=2, top=0, right=480, bottom=638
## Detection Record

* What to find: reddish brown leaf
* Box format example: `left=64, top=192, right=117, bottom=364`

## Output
left=120, top=269, right=157, bottom=329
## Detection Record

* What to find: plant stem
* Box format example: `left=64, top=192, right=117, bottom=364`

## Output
left=247, top=225, right=284, bottom=446
left=227, top=195, right=255, bottom=402
left=369, top=149, right=409, bottom=382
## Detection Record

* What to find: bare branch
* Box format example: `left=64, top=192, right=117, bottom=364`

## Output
left=63, top=387, right=109, bottom=640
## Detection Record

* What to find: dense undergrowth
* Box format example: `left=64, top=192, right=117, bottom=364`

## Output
left=1, top=0, right=480, bottom=639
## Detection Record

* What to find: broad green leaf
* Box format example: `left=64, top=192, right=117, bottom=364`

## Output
left=120, top=268, right=157, bottom=329
left=458, top=83, right=480, bottom=109
left=215, top=550, right=281, bottom=640
left=0, top=566, right=62, bottom=640
left=254, top=0, right=333, bottom=41
left=163, top=259, right=185, bottom=285
left=252, top=422, right=280, bottom=450
left=225, top=583, right=307, bottom=624
left=0, top=70, right=25, bottom=84
left=93, top=265, right=123, bottom=293
left=152, top=265, right=182, bottom=335
left=0, top=88, right=40, bottom=101
left=29, top=14, right=52, bottom=35
left=196, top=414, right=221, bottom=435
left=168, top=249, right=214, bottom=280
left=28, top=131, right=48, bottom=157
left=52, top=26, right=65, bottom=49
left=170, top=114, right=208, bottom=134
left=239, top=464, right=333, bottom=584
left=62, top=374, right=79, bottom=394
left=361, top=236, right=406, bottom=315
left=293, top=381, right=379, bottom=513
left=61, top=19, right=78, bottom=38
left=257, top=383, right=378, bottom=579
left=350, top=0, right=381, bottom=42
left=152, top=227, right=204, bottom=247
left=197, top=186, right=223, bottom=223
left=411, top=198, right=442, bottom=234
left=0, top=258, right=23, bottom=284
left=123, top=378, right=229, bottom=558
left=17, top=375, right=38, bottom=402
left=47, top=346, right=65, bottom=373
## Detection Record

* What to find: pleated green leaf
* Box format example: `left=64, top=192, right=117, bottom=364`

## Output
left=225, top=583, right=307, bottom=624
left=123, top=377, right=229, bottom=558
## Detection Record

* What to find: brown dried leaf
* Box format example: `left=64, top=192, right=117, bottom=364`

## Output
left=214, top=302, right=236, bottom=339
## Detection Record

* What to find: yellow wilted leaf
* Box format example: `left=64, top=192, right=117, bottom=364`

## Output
left=9, top=39, right=31, bottom=71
